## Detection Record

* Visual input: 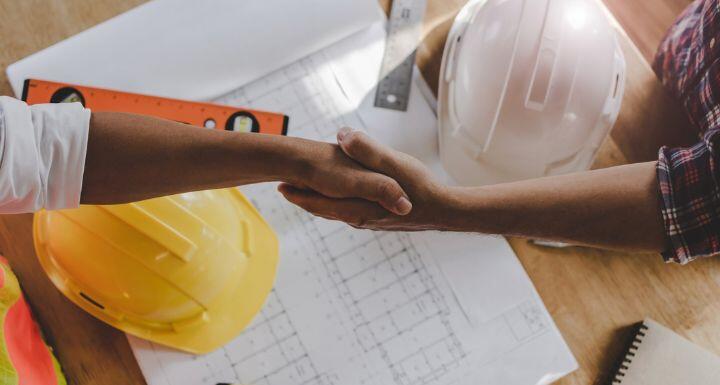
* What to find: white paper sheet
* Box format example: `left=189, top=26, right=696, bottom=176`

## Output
left=127, top=20, right=577, bottom=385
left=6, top=0, right=380, bottom=100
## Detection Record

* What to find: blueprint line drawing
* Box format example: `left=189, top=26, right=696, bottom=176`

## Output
left=297, top=214, right=468, bottom=385
left=200, top=290, right=330, bottom=385
left=128, top=21, right=576, bottom=385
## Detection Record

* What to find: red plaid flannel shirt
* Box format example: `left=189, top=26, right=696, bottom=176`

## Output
left=653, top=0, right=720, bottom=263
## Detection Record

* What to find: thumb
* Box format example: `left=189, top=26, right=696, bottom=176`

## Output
left=358, top=175, right=413, bottom=216
left=337, top=128, right=400, bottom=175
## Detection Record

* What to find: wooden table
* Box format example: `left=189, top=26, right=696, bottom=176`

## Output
left=0, top=1, right=718, bottom=384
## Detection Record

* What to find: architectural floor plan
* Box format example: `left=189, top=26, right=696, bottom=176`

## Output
left=129, top=19, right=576, bottom=385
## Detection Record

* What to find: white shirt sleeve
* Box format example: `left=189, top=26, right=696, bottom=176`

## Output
left=0, top=96, right=90, bottom=213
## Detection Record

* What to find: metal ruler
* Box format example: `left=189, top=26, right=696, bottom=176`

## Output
left=374, top=0, right=428, bottom=111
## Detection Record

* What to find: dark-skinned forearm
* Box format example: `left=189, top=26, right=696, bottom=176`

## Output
left=81, top=111, right=307, bottom=204
left=442, top=162, right=669, bottom=252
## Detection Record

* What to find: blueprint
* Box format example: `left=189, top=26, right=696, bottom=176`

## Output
left=128, top=20, right=577, bottom=385
left=5, top=0, right=577, bottom=381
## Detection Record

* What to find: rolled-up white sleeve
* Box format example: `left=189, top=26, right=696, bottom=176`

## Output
left=0, top=96, right=90, bottom=213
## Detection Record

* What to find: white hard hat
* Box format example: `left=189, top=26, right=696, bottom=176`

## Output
left=438, top=0, right=625, bottom=185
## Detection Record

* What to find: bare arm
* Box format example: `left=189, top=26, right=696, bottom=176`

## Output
left=80, top=112, right=412, bottom=215
left=279, top=128, right=669, bottom=253
left=444, top=162, right=667, bottom=252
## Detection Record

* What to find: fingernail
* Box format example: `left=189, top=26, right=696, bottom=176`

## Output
left=393, top=197, right=412, bottom=215
left=337, top=127, right=353, bottom=142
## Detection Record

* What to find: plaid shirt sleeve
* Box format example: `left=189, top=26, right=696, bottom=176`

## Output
left=653, top=0, right=720, bottom=264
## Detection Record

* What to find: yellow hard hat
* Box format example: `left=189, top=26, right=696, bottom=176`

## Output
left=33, top=188, right=278, bottom=354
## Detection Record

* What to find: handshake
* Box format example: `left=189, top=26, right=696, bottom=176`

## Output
left=83, top=112, right=454, bottom=232
left=83, top=111, right=667, bottom=254
left=277, top=127, right=453, bottom=232
left=274, top=127, right=668, bottom=255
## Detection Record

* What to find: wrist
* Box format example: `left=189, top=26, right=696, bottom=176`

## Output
left=414, top=184, right=461, bottom=231
left=436, top=185, right=483, bottom=232
left=226, top=133, right=307, bottom=184
left=267, top=136, right=316, bottom=185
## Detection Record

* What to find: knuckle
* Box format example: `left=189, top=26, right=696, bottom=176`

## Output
left=376, top=179, right=397, bottom=199
left=343, top=133, right=360, bottom=152
left=376, top=154, right=393, bottom=171
left=344, top=131, right=366, bottom=152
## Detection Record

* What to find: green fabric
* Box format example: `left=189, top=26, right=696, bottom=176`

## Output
left=0, top=262, right=21, bottom=385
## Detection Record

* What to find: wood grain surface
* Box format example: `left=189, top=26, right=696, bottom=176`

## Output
left=0, top=1, right=717, bottom=384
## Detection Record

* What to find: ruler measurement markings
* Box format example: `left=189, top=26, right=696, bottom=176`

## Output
left=375, top=0, right=427, bottom=111
left=23, top=79, right=288, bottom=136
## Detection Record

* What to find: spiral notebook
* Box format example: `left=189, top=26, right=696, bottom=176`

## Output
left=610, top=318, right=720, bottom=385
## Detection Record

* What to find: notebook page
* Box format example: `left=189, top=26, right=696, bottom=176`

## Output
left=128, top=21, right=577, bottom=385
left=617, top=319, right=720, bottom=385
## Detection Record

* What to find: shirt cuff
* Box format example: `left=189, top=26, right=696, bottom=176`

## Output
left=656, top=137, right=720, bottom=264
left=0, top=96, right=90, bottom=213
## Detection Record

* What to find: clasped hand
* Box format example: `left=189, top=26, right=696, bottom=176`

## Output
left=279, top=127, right=453, bottom=231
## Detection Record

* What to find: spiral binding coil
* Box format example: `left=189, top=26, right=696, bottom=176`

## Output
left=610, top=322, right=649, bottom=384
